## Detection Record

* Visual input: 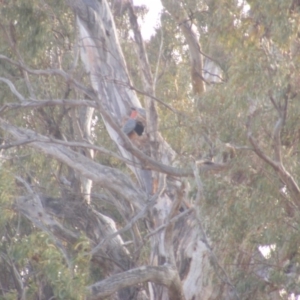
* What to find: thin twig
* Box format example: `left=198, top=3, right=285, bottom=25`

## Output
left=0, top=99, right=97, bottom=114
left=144, top=208, right=193, bottom=240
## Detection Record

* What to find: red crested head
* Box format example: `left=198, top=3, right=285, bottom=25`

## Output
left=130, top=109, right=138, bottom=119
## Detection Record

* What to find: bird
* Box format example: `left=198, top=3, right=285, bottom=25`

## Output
left=132, top=107, right=146, bottom=120
left=122, top=107, right=145, bottom=137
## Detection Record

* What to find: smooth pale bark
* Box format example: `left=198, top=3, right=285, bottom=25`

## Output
left=67, top=1, right=183, bottom=298
left=64, top=1, right=219, bottom=299
left=77, top=106, right=95, bottom=204
left=71, top=0, right=154, bottom=194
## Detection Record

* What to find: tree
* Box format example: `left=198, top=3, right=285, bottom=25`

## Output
left=0, top=0, right=300, bottom=299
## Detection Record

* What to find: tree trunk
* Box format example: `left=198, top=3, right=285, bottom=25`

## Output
left=64, top=1, right=224, bottom=299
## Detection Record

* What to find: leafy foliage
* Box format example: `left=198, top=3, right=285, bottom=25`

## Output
left=0, top=0, right=300, bottom=299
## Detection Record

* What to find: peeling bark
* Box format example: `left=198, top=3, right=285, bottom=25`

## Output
left=64, top=1, right=219, bottom=299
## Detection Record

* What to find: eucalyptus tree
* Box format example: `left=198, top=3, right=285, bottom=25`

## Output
left=0, top=0, right=300, bottom=300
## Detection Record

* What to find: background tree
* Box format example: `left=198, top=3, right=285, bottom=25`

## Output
left=0, top=0, right=300, bottom=299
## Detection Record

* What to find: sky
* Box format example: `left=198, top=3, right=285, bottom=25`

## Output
left=132, top=0, right=252, bottom=40
left=132, top=0, right=163, bottom=40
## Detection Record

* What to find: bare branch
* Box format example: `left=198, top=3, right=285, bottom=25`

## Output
left=269, top=92, right=279, bottom=112
left=131, top=83, right=178, bottom=115
left=202, top=68, right=225, bottom=83
left=0, top=54, right=95, bottom=99
left=1, top=21, right=37, bottom=99
left=98, top=74, right=181, bottom=113
left=0, top=99, right=97, bottom=114
left=248, top=134, right=281, bottom=171
left=97, top=99, right=227, bottom=177
left=88, top=264, right=183, bottom=300
left=0, top=139, right=36, bottom=149
left=0, top=53, right=179, bottom=118
left=0, top=119, right=146, bottom=209
left=43, top=137, right=138, bottom=167
left=248, top=130, right=300, bottom=208
left=17, top=195, right=75, bottom=264
left=90, top=176, right=168, bottom=255
left=273, top=118, right=283, bottom=163
left=0, top=77, right=25, bottom=102
left=15, top=177, right=79, bottom=244
left=144, top=208, right=193, bottom=240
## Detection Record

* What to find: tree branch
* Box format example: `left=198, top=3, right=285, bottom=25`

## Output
left=97, top=99, right=227, bottom=177
left=0, top=54, right=95, bottom=99
left=247, top=99, right=300, bottom=208
left=0, top=119, right=146, bottom=209
left=0, top=139, right=36, bottom=149
left=90, top=176, right=168, bottom=256
left=43, top=137, right=140, bottom=167
left=0, top=99, right=97, bottom=114
left=127, top=1, right=159, bottom=144
left=88, top=264, right=183, bottom=300
left=0, top=77, right=25, bottom=102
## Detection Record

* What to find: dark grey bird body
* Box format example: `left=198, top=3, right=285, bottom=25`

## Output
left=122, top=108, right=145, bottom=136
left=122, top=118, right=138, bottom=135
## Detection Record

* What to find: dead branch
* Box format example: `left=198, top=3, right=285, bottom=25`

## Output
left=0, top=119, right=146, bottom=209
left=0, top=54, right=95, bottom=99
left=41, top=194, right=135, bottom=273
left=0, top=99, right=97, bottom=114
left=0, top=77, right=25, bottom=102
left=14, top=177, right=77, bottom=272
left=91, top=176, right=167, bottom=256
left=97, top=99, right=227, bottom=177
left=44, top=137, right=139, bottom=167
left=98, top=75, right=179, bottom=114
left=0, top=139, right=36, bottom=149
left=88, top=264, right=185, bottom=300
